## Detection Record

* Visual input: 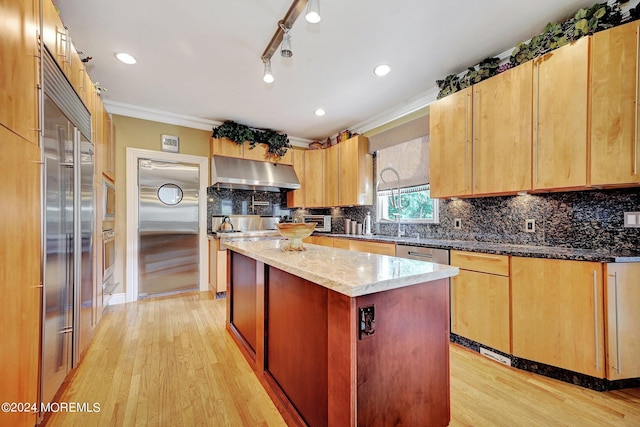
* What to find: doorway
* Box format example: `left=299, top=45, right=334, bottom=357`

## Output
left=125, top=148, right=209, bottom=303
left=138, top=159, right=199, bottom=298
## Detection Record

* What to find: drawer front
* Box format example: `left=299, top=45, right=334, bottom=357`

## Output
left=333, top=238, right=350, bottom=250
left=349, top=240, right=396, bottom=256
left=450, top=250, right=509, bottom=276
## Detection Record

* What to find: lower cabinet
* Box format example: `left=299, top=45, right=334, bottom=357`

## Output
left=208, top=239, right=228, bottom=293
left=511, top=257, right=605, bottom=378
left=604, top=263, right=640, bottom=380
left=450, top=251, right=510, bottom=354
left=304, top=236, right=396, bottom=256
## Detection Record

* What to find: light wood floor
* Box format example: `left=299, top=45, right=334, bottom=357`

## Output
left=46, top=291, right=640, bottom=427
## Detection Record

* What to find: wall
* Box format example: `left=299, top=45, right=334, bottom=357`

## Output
left=111, top=115, right=211, bottom=295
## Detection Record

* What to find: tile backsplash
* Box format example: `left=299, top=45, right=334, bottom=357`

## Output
left=289, top=188, right=640, bottom=252
left=207, top=187, right=290, bottom=231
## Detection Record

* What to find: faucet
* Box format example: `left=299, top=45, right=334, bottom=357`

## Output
left=376, top=167, right=402, bottom=238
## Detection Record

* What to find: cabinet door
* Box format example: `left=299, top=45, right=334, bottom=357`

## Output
left=591, top=22, right=640, bottom=186
left=474, top=62, right=533, bottom=195
left=512, top=257, right=605, bottom=377
left=304, top=149, right=325, bottom=207
left=103, top=110, right=115, bottom=180
left=429, top=88, right=473, bottom=198
left=533, top=37, right=589, bottom=190
left=451, top=270, right=510, bottom=353
left=210, top=137, right=243, bottom=158
left=287, top=148, right=306, bottom=208
left=324, top=145, right=339, bottom=207
left=243, top=143, right=269, bottom=162
left=339, top=135, right=373, bottom=206
left=604, top=263, right=640, bottom=380
left=42, top=0, right=68, bottom=69
left=0, top=0, right=39, bottom=145
left=0, top=126, right=41, bottom=427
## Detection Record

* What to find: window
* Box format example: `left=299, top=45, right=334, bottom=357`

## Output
left=377, top=184, right=439, bottom=223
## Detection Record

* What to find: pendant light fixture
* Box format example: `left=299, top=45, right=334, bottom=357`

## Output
left=263, top=59, right=275, bottom=83
left=305, top=0, right=321, bottom=23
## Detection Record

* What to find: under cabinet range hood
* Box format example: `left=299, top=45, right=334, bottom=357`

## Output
left=211, top=155, right=300, bottom=192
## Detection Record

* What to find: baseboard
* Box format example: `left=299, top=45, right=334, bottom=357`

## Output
left=107, top=293, right=126, bottom=305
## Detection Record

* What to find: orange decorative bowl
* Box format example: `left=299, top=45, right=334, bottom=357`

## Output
left=275, top=222, right=316, bottom=251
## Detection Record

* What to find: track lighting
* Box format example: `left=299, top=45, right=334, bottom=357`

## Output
left=305, top=0, right=321, bottom=23
left=281, top=25, right=293, bottom=58
left=263, top=60, right=274, bottom=84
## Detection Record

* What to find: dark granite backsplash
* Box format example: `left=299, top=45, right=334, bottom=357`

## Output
left=206, top=187, right=291, bottom=231
left=293, top=188, right=639, bottom=252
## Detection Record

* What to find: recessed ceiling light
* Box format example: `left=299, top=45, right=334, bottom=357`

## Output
left=374, top=64, right=391, bottom=77
left=116, top=52, right=137, bottom=65
left=314, top=108, right=326, bottom=117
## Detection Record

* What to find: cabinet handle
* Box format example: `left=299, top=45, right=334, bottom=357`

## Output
left=473, top=89, right=478, bottom=190
left=635, top=27, right=640, bottom=175
left=534, top=61, right=540, bottom=184
left=451, top=277, right=456, bottom=328
left=593, top=271, right=600, bottom=371
left=465, top=91, right=471, bottom=190
left=613, top=272, right=622, bottom=373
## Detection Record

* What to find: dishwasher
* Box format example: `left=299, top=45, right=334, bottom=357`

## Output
left=395, top=244, right=449, bottom=265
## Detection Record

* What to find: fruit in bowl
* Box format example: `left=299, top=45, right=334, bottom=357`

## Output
left=275, top=222, right=316, bottom=251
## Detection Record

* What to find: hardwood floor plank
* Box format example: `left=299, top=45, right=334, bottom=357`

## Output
left=45, top=292, right=639, bottom=427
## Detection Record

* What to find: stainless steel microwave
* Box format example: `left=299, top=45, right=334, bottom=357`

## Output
left=302, top=215, right=331, bottom=232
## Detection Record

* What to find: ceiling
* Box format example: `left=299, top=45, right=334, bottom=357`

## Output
left=55, top=0, right=597, bottom=142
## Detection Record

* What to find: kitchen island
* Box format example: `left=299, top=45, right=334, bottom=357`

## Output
left=223, top=239, right=459, bottom=427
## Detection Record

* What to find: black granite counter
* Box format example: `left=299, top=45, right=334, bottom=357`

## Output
left=315, top=233, right=640, bottom=263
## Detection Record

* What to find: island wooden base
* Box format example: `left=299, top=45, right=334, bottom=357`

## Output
left=226, top=251, right=451, bottom=426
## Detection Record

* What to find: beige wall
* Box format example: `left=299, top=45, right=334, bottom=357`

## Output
left=111, top=115, right=211, bottom=295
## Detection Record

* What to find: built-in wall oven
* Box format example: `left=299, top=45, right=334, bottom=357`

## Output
left=102, top=178, right=116, bottom=306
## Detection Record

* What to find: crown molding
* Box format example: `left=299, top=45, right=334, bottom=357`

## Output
left=102, top=100, right=311, bottom=147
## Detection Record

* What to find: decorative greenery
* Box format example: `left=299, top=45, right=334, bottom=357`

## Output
left=437, top=0, right=636, bottom=98
left=212, top=120, right=292, bottom=159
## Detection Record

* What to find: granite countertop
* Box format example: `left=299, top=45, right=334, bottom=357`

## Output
left=223, top=239, right=459, bottom=298
left=315, top=233, right=640, bottom=263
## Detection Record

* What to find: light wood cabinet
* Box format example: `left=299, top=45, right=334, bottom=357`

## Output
left=0, top=125, right=41, bottom=427
left=0, top=0, right=39, bottom=145
left=210, top=137, right=243, bottom=158
left=303, top=235, right=334, bottom=247
left=209, top=239, right=228, bottom=293
left=430, top=61, right=533, bottom=198
left=533, top=37, right=590, bottom=190
left=590, top=21, right=640, bottom=186
left=339, top=135, right=373, bottom=206
left=210, top=138, right=294, bottom=165
left=287, top=148, right=306, bottom=207
left=429, top=88, right=472, bottom=198
left=102, top=109, right=115, bottom=180
left=332, top=238, right=350, bottom=250
left=511, top=257, right=605, bottom=377
left=42, top=0, right=69, bottom=71
left=324, top=144, right=339, bottom=206
left=450, top=251, right=510, bottom=353
left=473, top=62, right=533, bottom=195
left=604, top=263, right=640, bottom=380
left=348, top=240, right=395, bottom=256
left=304, top=149, right=325, bottom=208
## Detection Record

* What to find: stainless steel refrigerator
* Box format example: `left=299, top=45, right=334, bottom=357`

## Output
left=138, top=159, right=199, bottom=297
left=41, top=49, right=94, bottom=407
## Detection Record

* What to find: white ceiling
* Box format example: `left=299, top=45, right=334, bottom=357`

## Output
left=55, top=0, right=597, bottom=142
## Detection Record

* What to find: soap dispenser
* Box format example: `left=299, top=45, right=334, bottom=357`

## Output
left=364, top=211, right=372, bottom=235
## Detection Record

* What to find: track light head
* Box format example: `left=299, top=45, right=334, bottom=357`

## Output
left=263, top=59, right=274, bottom=84
left=306, top=0, right=321, bottom=23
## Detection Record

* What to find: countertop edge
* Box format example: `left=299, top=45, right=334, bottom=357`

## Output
left=224, top=241, right=459, bottom=297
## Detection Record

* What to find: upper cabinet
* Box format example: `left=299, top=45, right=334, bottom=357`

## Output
left=339, top=135, right=373, bottom=206
left=474, top=62, right=532, bottom=195
left=304, top=149, right=325, bottom=208
left=324, top=144, right=340, bottom=207
left=42, top=0, right=68, bottom=71
left=533, top=36, right=590, bottom=191
left=590, top=21, right=640, bottom=187
left=210, top=137, right=293, bottom=165
left=430, top=62, right=532, bottom=198
left=0, top=0, right=39, bottom=145
left=287, top=148, right=306, bottom=208
left=430, top=87, right=472, bottom=198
